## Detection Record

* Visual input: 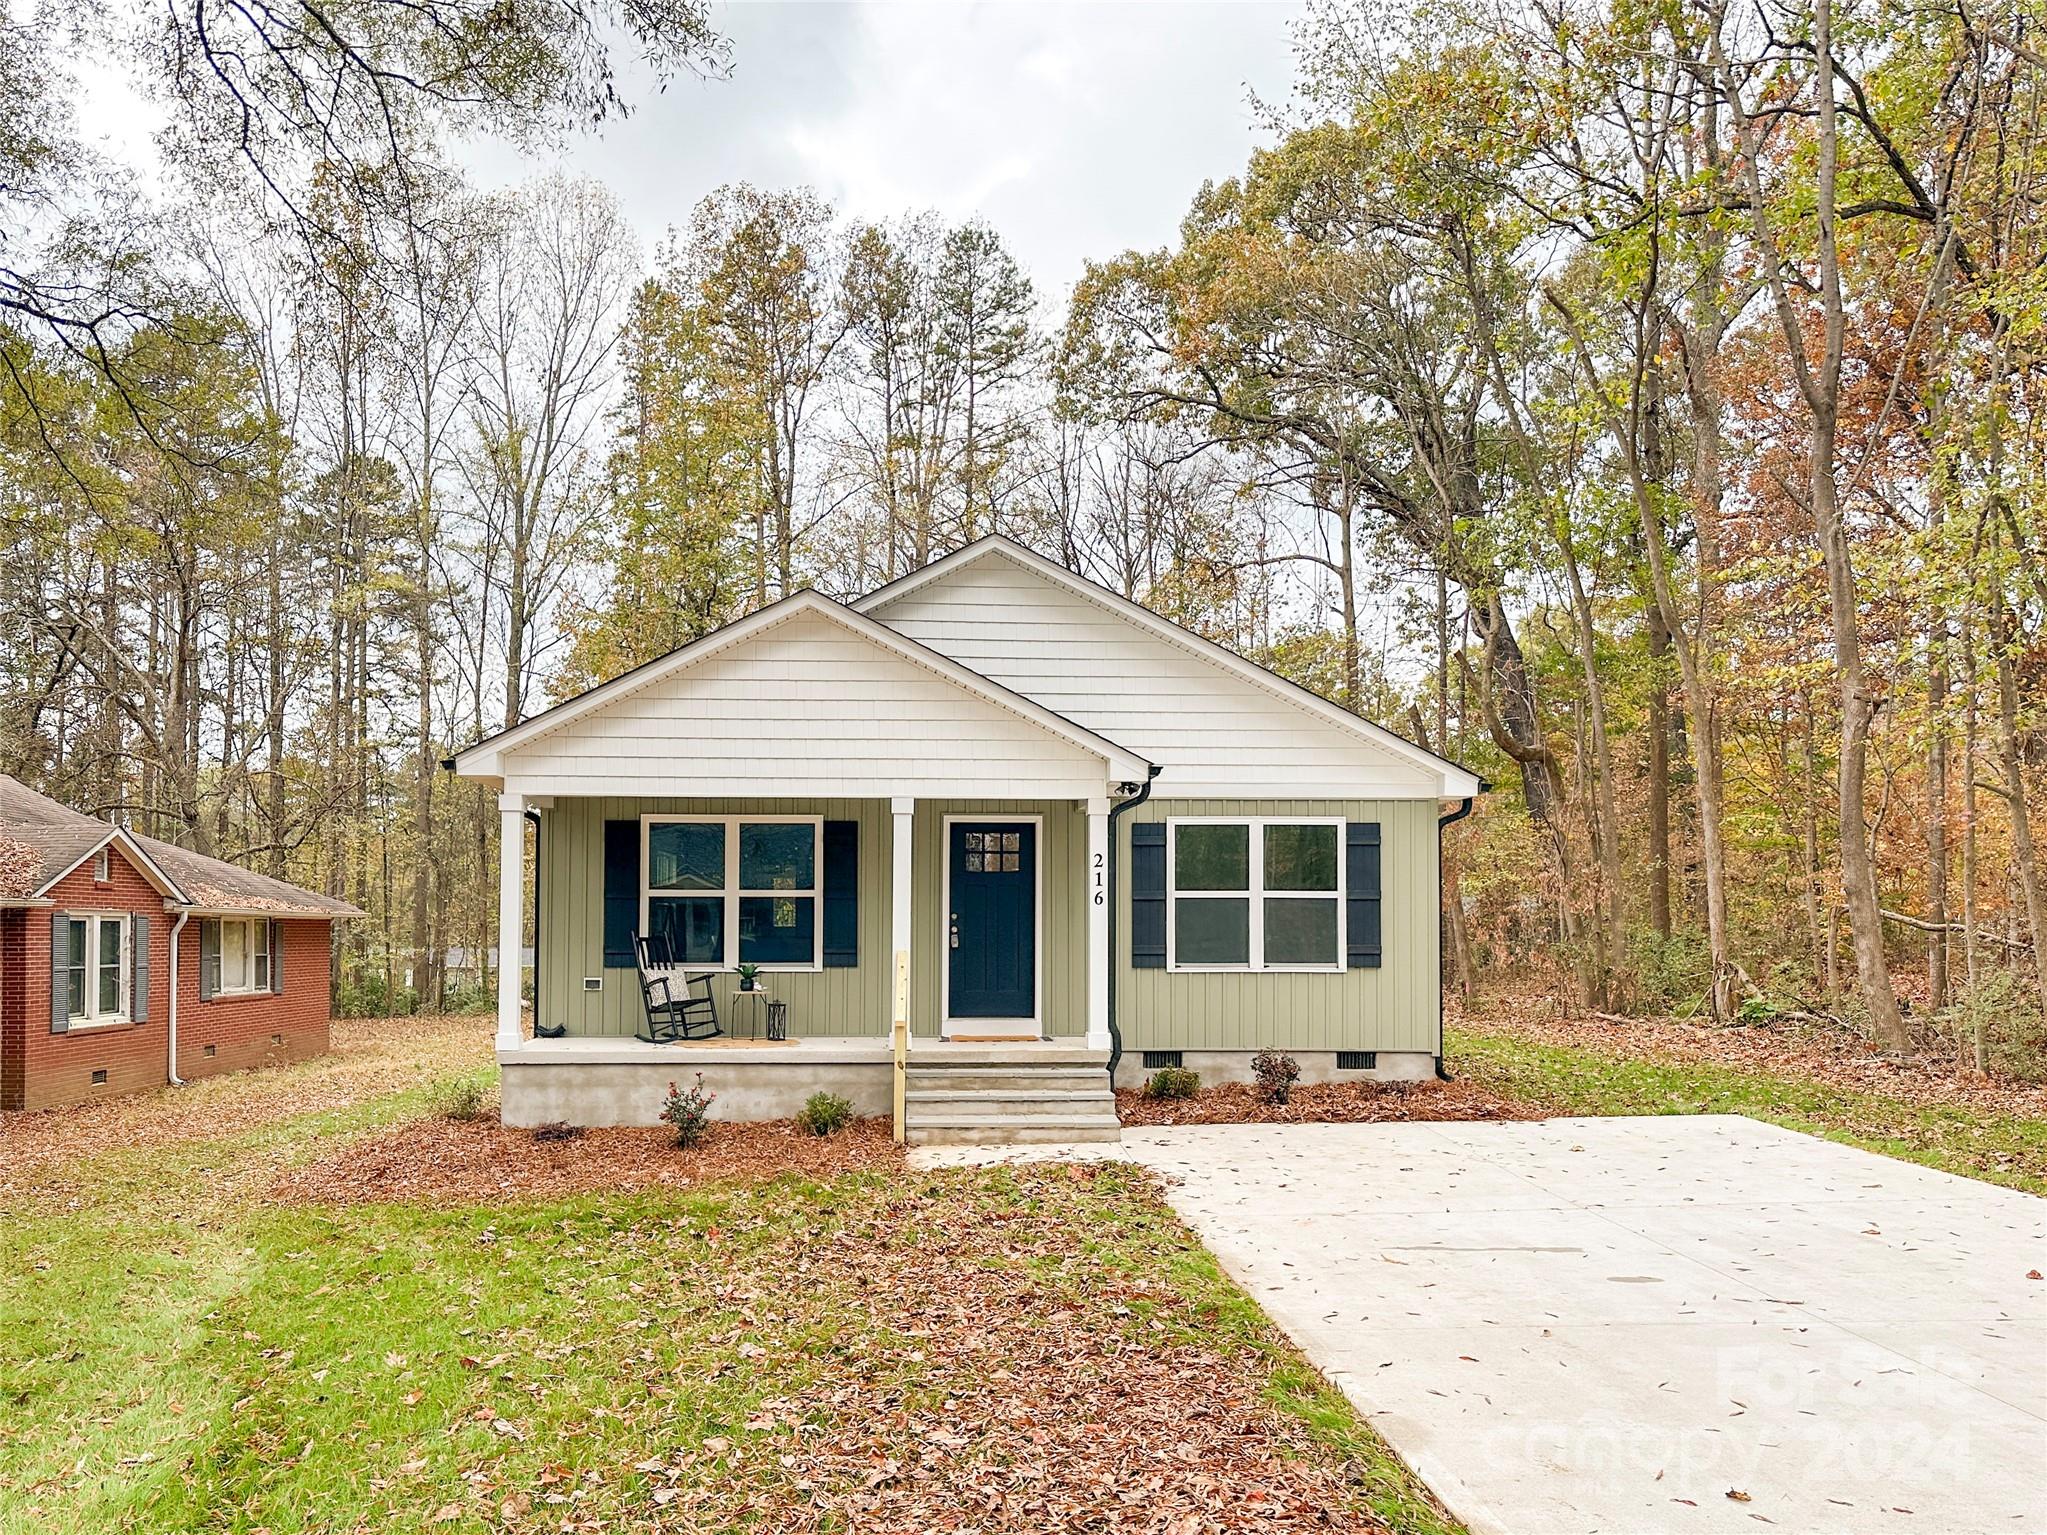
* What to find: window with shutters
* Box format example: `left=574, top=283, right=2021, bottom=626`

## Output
left=1166, top=818, right=1344, bottom=971
left=641, top=815, right=822, bottom=970
left=64, top=913, right=129, bottom=1024
left=217, top=918, right=271, bottom=995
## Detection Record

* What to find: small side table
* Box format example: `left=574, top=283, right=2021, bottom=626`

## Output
left=731, top=988, right=789, bottom=1041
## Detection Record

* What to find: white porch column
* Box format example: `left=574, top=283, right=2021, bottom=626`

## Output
left=495, top=790, right=526, bottom=1050
left=1086, top=796, right=1111, bottom=1052
left=890, top=797, right=915, bottom=1046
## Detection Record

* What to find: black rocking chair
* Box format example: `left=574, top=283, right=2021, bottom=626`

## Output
left=632, top=933, right=722, bottom=1043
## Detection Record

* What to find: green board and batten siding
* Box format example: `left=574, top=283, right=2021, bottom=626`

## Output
left=538, top=794, right=1438, bottom=1054
left=537, top=797, right=893, bottom=1038
left=1116, top=798, right=1441, bottom=1058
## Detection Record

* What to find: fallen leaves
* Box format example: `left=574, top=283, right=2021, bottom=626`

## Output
left=0, top=1013, right=494, bottom=1205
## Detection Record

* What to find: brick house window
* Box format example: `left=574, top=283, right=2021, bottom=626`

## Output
left=218, top=919, right=272, bottom=995
left=64, top=914, right=129, bottom=1024
left=94, top=847, right=111, bottom=882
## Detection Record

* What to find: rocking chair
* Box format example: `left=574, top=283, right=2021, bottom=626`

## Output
left=632, top=932, right=723, bottom=1043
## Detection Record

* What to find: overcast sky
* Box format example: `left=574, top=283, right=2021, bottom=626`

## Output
left=76, top=1, right=1304, bottom=303
left=484, top=1, right=1305, bottom=299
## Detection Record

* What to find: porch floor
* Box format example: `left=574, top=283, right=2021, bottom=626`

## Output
left=495, top=1035, right=1100, bottom=1067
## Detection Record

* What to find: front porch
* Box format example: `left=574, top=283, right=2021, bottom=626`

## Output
left=497, top=1033, right=1119, bottom=1143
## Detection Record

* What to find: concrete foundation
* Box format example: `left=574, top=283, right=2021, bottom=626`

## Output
left=498, top=1037, right=893, bottom=1126
left=1110, top=1048, right=1434, bottom=1092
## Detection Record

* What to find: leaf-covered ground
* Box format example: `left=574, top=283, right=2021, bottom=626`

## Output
left=1449, top=1001, right=2047, bottom=1194
left=0, top=1019, right=1460, bottom=1535
left=1116, top=1078, right=1536, bottom=1127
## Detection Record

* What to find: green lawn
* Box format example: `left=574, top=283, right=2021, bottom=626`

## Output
left=1449, top=1021, right=2047, bottom=1195
left=0, top=1069, right=1458, bottom=1535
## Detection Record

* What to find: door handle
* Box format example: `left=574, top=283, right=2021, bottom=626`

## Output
left=949, top=914, right=959, bottom=949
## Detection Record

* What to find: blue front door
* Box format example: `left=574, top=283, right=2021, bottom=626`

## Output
left=948, top=822, right=1036, bottom=1020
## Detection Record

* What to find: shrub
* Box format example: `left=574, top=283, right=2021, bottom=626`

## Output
left=1940, top=969, right=2047, bottom=1083
left=442, top=983, right=496, bottom=1016
left=796, top=1090, right=854, bottom=1136
left=1250, top=1049, right=1301, bottom=1105
left=335, top=974, right=420, bottom=1019
left=661, top=1074, right=715, bottom=1147
left=530, top=1120, right=582, bottom=1143
left=431, top=1075, right=487, bottom=1122
left=1142, top=1066, right=1201, bottom=1100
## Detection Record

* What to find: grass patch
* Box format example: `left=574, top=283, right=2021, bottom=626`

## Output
left=1450, top=1023, right=2047, bottom=1194
left=3, top=1065, right=1459, bottom=1534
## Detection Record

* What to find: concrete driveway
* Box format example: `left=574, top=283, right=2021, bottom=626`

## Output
left=1116, top=1116, right=2047, bottom=1535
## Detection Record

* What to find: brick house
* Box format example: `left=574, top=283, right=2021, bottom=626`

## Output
left=0, top=774, right=359, bottom=1111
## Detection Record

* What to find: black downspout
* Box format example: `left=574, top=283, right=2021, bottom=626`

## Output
left=1433, top=786, right=1484, bottom=1081
left=1105, top=763, right=1163, bottom=1086
left=524, top=808, right=548, bottom=1037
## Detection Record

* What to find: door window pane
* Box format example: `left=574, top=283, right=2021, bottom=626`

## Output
left=1264, top=898, right=1339, bottom=965
left=1264, top=824, right=1338, bottom=891
left=648, top=822, right=724, bottom=890
left=1175, top=824, right=1249, bottom=891
left=739, top=896, right=814, bottom=964
left=1175, top=897, right=1250, bottom=965
left=650, top=896, right=724, bottom=965
left=739, top=823, right=814, bottom=890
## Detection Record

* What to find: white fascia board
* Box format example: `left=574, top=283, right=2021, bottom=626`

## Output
left=450, top=588, right=1153, bottom=787
left=34, top=828, right=190, bottom=904
left=858, top=536, right=1484, bottom=799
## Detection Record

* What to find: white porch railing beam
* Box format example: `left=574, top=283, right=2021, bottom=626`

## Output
left=496, top=791, right=526, bottom=1050
left=890, top=797, right=915, bottom=1050
left=1086, top=796, right=1110, bottom=1051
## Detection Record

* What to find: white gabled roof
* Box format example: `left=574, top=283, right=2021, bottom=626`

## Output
left=449, top=588, right=1154, bottom=787
left=857, top=536, right=1484, bottom=799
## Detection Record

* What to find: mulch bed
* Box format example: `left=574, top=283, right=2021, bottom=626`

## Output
left=1118, top=1076, right=1540, bottom=1126
left=271, top=1112, right=903, bottom=1205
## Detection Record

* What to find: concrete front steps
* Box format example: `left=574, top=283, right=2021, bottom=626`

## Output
left=903, top=1042, right=1122, bottom=1147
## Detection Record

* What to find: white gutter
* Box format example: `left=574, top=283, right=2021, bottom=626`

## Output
left=166, top=908, right=190, bottom=1086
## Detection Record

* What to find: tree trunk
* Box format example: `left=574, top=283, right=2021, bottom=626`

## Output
left=1646, top=603, right=1673, bottom=939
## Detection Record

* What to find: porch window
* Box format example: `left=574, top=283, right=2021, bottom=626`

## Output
left=1167, top=818, right=1343, bottom=971
left=217, top=918, right=271, bottom=995
left=64, top=914, right=128, bottom=1023
left=642, top=816, right=822, bottom=969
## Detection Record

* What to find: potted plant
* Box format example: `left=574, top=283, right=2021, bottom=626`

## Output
left=736, top=962, right=762, bottom=993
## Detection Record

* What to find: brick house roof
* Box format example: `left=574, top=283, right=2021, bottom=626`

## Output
left=0, top=773, right=359, bottom=918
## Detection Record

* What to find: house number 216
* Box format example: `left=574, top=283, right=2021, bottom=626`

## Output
left=1092, top=851, right=1105, bottom=905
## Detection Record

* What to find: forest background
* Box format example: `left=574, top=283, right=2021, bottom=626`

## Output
left=4, top=0, right=2041, bottom=1072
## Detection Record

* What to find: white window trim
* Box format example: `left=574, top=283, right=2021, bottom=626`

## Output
left=66, top=911, right=130, bottom=1028
left=1166, top=816, right=1346, bottom=973
left=93, top=847, right=111, bottom=882
left=216, top=917, right=272, bottom=997
left=639, top=814, right=825, bottom=972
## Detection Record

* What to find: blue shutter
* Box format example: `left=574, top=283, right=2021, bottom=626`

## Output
left=269, top=919, right=283, bottom=994
left=1347, top=822, right=1382, bottom=969
left=131, top=914, right=150, bottom=1021
left=1130, top=822, right=1166, bottom=969
left=822, top=820, right=858, bottom=968
left=603, top=820, right=640, bottom=968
